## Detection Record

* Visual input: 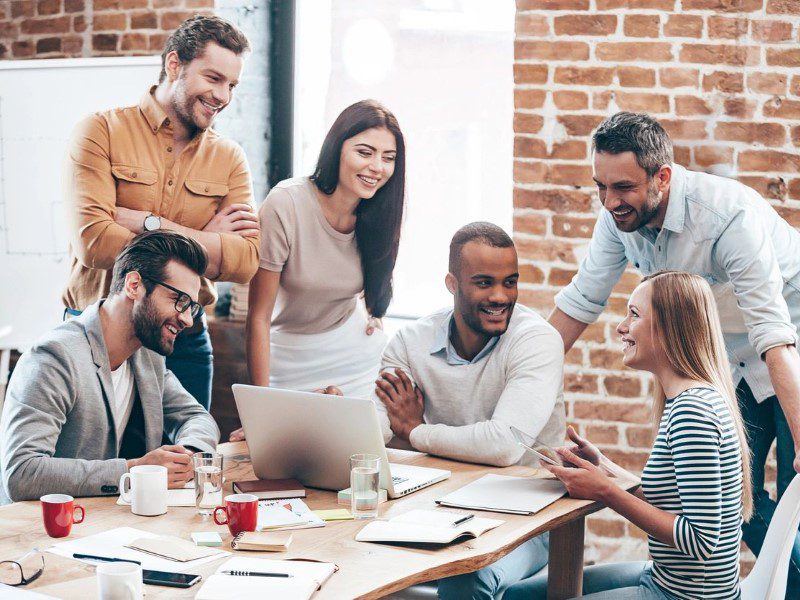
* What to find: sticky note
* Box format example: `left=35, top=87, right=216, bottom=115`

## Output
left=313, top=509, right=354, bottom=521
left=191, top=531, right=223, bottom=547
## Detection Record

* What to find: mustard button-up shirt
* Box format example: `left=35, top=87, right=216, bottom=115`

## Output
left=62, top=86, right=259, bottom=310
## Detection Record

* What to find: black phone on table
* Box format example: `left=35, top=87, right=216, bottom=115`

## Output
left=142, top=569, right=202, bottom=588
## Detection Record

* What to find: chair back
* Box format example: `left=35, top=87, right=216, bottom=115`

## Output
left=740, top=475, right=800, bottom=599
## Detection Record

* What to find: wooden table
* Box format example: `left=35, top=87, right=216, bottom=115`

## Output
left=0, top=443, right=634, bottom=599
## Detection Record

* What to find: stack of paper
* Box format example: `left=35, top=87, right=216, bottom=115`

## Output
left=436, top=474, right=567, bottom=515
left=195, top=557, right=337, bottom=600
left=258, top=498, right=325, bottom=531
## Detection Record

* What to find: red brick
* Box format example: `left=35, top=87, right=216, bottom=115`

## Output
left=516, top=13, right=550, bottom=37
left=739, top=176, right=788, bottom=200
left=0, top=44, right=7, bottom=59
left=553, top=91, right=588, bottom=110
left=12, top=1, right=35, bottom=17
left=566, top=373, right=599, bottom=395
left=597, top=42, right=672, bottom=63
left=514, top=88, right=546, bottom=109
left=92, top=33, right=118, bottom=52
left=682, top=0, right=761, bottom=10
left=584, top=426, right=619, bottom=447
left=558, top=114, right=606, bottom=136
left=676, top=96, right=713, bottom=116
left=764, top=98, right=800, bottom=120
left=596, top=0, right=675, bottom=8
left=702, top=71, right=744, bottom=93
left=661, top=120, right=709, bottom=140
left=574, top=400, right=649, bottom=423
left=592, top=91, right=613, bottom=110
left=517, top=0, right=590, bottom=7
left=514, top=113, right=544, bottom=134
left=160, top=10, right=198, bottom=31
left=550, top=267, right=579, bottom=287
left=660, top=67, right=699, bottom=88
left=566, top=347, right=584, bottom=366
left=715, top=122, right=786, bottom=146
left=552, top=140, right=588, bottom=160
left=516, top=40, right=590, bottom=61
left=518, top=289, right=557, bottom=313
left=73, top=13, right=86, bottom=32
left=789, top=179, right=800, bottom=199
left=612, top=270, right=645, bottom=295
left=121, top=32, right=149, bottom=51
left=555, top=66, right=615, bottom=86
left=62, top=35, right=82, bottom=54
left=624, top=15, right=660, bottom=38
left=12, top=40, right=35, bottom=58
left=617, top=67, right=655, bottom=88
left=663, top=15, right=703, bottom=38
left=672, top=145, right=689, bottom=167
left=680, top=44, right=759, bottom=66
left=93, top=12, right=127, bottom=31
left=0, top=22, right=19, bottom=37
left=604, top=374, right=642, bottom=397
left=767, top=48, right=800, bottom=67
left=616, top=92, right=669, bottom=113
left=708, top=16, right=749, bottom=39
left=724, top=97, right=757, bottom=119
left=514, top=64, right=548, bottom=85
left=515, top=138, right=588, bottom=160
left=739, top=150, right=800, bottom=172
left=514, top=237, right=578, bottom=263
left=65, top=0, right=84, bottom=12
left=514, top=160, right=546, bottom=184
left=751, top=20, right=793, bottom=42
left=513, top=213, right=548, bottom=237
left=589, top=348, right=628, bottom=371
left=694, top=146, right=734, bottom=168
left=767, top=0, right=800, bottom=13
left=588, top=517, right=626, bottom=537
left=793, top=126, right=800, bottom=146
left=514, top=188, right=594, bottom=213
left=20, top=15, right=70, bottom=34
left=553, top=215, right=596, bottom=238
left=518, top=262, right=546, bottom=284
left=186, top=0, right=214, bottom=6
left=514, top=137, right=546, bottom=159
left=37, top=0, right=60, bottom=15
left=94, top=0, right=147, bottom=7
left=548, top=164, right=594, bottom=187
left=748, top=73, right=788, bottom=96
left=130, top=10, right=157, bottom=29
left=601, top=448, right=650, bottom=471
left=775, top=205, right=800, bottom=227
left=627, top=426, right=655, bottom=448
left=791, top=76, right=800, bottom=97
left=554, top=15, right=617, bottom=36
left=35, top=36, right=61, bottom=53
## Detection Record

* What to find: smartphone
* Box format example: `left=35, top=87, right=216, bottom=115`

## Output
left=509, top=425, right=565, bottom=467
left=142, top=569, right=202, bottom=588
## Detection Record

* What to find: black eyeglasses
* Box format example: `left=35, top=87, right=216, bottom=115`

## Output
left=142, top=277, right=202, bottom=319
left=0, top=549, right=44, bottom=586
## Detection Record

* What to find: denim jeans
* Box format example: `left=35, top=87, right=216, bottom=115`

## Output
left=437, top=533, right=549, bottom=600
left=738, top=379, right=800, bottom=600
left=504, top=561, right=671, bottom=600
left=165, top=325, right=213, bottom=412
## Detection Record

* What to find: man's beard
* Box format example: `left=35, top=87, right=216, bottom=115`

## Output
left=458, top=300, right=515, bottom=338
left=615, top=178, right=663, bottom=233
left=132, top=296, right=174, bottom=356
left=171, top=75, right=204, bottom=134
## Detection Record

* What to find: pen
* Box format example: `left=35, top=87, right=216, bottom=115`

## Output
left=451, top=514, right=475, bottom=527
left=73, top=553, right=142, bottom=565
left=222, top=570, right=293, bottom=578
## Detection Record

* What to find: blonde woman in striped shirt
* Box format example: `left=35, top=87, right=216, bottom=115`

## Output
left=506, top=271, right=752, bottom=600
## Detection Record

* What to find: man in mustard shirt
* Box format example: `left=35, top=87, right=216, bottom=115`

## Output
left=63, top=16, right=260, bottom=410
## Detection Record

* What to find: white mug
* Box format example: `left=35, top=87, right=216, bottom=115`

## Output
left=97, top=562, right=143, bottom=600
left=119, top=464, right=168, bottom=516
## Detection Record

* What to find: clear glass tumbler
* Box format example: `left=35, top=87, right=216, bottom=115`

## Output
left=193, top=452, right=223, bottom=516
left=350, top=453, right=380, bottom=519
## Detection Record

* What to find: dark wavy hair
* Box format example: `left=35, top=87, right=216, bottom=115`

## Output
left=310, top=100, right=406, bottom=318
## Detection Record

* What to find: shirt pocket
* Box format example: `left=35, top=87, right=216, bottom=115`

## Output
left=111, top=164, right=157, bottom=211
left=181, top=179, right=229, bottom=228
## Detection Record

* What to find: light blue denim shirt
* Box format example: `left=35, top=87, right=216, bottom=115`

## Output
left=555, top=163, right=800, bottom=402
left=429, top=310, right=500, bottom=365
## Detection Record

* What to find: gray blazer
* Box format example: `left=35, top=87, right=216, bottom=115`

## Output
left=0, top=301, right=219, bottom=503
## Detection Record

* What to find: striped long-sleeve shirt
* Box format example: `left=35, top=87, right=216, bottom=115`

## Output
left=642, top=387, right=743, bottom=599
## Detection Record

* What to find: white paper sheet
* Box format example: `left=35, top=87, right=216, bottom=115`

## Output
left=46, top=527, right=229, bottom=572
left=0, top=584, right=58, bottom=599
left=436, top=474, right=567, bottom=515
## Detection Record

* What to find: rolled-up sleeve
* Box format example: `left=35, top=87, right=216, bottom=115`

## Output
left=216, top=147, right=260, bottom=283
left=713, top=206, right=797, bottom=357
left=554, top=209, right=629, bottom=324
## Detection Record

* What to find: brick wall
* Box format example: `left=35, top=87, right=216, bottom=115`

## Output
left=0, top=0, right=214, bottom=59
left=514, top=0, right=800, bottom=568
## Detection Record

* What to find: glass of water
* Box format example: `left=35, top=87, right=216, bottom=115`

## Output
left=350, top=453, right=380, bottom=519
left=193, top=452, right=223, bottom=516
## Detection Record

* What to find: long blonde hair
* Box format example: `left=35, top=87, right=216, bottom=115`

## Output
left=642, top=271, right=753, bottom=521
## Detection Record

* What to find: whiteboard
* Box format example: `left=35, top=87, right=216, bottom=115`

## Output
left=0, top=56, right=161, bottom=350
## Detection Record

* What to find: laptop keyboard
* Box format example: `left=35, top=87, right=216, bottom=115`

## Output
left=392, top=475, right=409, bottom=485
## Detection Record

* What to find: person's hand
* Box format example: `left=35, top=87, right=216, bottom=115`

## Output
left=202, top=204, right=259, bottom=237
left=563, top=425, right=603, bottom=467
left=114, top=206, right=147, bottom=234
left=229, top=427, right=245, bottom=442
left=375, top=368, right=424, bottom=441
left=544, top=447, right=615, bottom=502
left=313, top=386, right=344, bottom=396
left=128, top=445, right=194, bottom=488
left=366, top=317, right=383, bottom=336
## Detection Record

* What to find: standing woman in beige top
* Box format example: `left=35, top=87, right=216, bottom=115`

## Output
left=230, top=100, right=405, bottom=440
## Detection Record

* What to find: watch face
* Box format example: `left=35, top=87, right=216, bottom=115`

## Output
left=144, top=215, right=161, bottom=231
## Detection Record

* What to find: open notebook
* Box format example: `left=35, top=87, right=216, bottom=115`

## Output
left=356, top=509, right=504, bottom=544
left=436, top=474, right=567, bottom=515
left=195, top=557, right=337, bottom=600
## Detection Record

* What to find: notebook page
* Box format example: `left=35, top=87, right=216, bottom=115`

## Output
left=436, top=474, right=566, bottom=514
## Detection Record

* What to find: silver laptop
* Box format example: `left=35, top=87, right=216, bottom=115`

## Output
left=232, top=384, right=450, bottom=498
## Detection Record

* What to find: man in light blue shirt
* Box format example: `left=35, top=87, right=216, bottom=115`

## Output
left=548, top=112, right=800, bottom=597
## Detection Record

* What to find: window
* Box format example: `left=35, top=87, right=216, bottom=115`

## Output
left=294, top=0, right=515, bottom=318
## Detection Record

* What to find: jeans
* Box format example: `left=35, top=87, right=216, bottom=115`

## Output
left=504, top=561, right=671, bottom=600
left=165, top=325, right=214, bottom=411
left=738, top=379, right=800, bottom=600
left=437, top=533, right=549, bottom=600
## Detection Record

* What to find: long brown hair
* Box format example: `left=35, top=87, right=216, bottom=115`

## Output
left=643, top=270, right=753, bottom=520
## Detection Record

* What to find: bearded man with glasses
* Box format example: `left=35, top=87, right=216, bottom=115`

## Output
left=0, top=231, right=219, bottom=503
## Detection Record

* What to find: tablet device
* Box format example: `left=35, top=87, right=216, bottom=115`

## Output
left=509, top=425, right=565, bottom=467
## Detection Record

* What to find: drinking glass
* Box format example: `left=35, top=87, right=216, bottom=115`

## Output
left=193, top=452, right=223, bottom=515
left=350, top=453, right=380, bottom=519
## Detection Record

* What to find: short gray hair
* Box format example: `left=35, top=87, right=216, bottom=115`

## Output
left=592, top=112, right=673, bottom=178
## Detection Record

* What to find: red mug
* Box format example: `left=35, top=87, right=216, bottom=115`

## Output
left=213, top=493, right=258, bottom=536
left=40, top=494, right=85, bottom=538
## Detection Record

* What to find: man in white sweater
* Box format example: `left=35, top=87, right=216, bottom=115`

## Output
left=373, top=221, right=566, bottom=600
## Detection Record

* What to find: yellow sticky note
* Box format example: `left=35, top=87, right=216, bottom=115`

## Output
left=314, top=509, right=354, bottom=521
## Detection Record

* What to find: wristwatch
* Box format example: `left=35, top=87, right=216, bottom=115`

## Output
left=143, top=213, right=161, bottom=232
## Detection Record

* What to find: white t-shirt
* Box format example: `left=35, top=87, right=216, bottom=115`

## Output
left=110, top=360, right=136, bottom=442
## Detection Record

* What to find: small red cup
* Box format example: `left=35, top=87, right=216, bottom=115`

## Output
left=40, top=494, right=85, bottom=538
left=213, top=493, right=258, bottom=536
